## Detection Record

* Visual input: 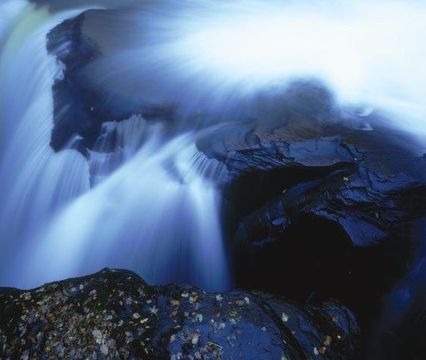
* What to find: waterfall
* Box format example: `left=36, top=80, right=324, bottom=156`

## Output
left=17, top=120, right=229, bottom=290
left=3, top=0, right=425, bottom=292
left=0, top=3, right=91, bottom=285
left=0, top=2, right=230, bottom=291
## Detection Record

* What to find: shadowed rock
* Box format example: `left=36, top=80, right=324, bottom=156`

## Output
left=196, top=101, right=426, bottom=356
left=198, top=108, right=426, bottom=249
left=0, top=269, right=359, bottom=359
left=47, top=10, right=176, bottom=154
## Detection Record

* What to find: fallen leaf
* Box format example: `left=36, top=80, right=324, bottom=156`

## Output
left=192, top=333, right=200, bottom=345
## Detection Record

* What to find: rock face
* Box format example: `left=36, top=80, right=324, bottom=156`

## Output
left=0, top=269, right=359, bottom=359
left=197, top=93, right=426, bottom=357
left=47, top=10, right=175, bottom=154
left=199, top=106, right=426, bottom=249
left=46, top=12, right=101, bottom=153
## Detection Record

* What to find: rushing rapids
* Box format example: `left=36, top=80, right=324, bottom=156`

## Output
left=0, top=0, right=425, bottom=302
left=1, top=1, right=426, bottom=359
left=0, top=1, right=229, bottom=290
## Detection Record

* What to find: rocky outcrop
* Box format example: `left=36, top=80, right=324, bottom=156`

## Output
left=47, top=11, right=101, bottom=152
left=47, top=10, right=175, bottom=154
left=195, top=91, right=426, bottom=358
left=198, top=103, right=426, bottom=249
left=0, top=269, right=359, bottom=359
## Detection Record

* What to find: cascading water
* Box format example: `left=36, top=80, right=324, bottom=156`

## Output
left=1, top=0, right=426, bottom=292
left=0, top=2, right=230, bottom=291
left=17, top=120, right=229, bottom=290
left=0, top=3, right=91, bottom=286
left=2, top=2, right=426, bottom=358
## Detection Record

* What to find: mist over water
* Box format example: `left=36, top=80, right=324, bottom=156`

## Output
left=0, top=0, right=425, bottom=290
left=81, top=0, right=426, bottom=138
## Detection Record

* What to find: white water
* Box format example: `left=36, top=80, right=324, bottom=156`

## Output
left=83, top=0, right=426, bottom=140
left=18, top=120, right=229, bottom=289
left=1, top=0, right=425, bottom=290
left=0, top=2, right=229, bottom=290
left=0, top=3, right=92, bottom=286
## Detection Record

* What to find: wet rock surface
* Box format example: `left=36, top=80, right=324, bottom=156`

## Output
left=197, top=99, right=426, bottom=356
left=47, top=10, right=176, bottom=154
left=47, top=11, right=101, bottom=153
left=199, top=111, right=426, bottom=249
left=198, top=100, right=426, bottom=253
left=0, top=268, right=359, bottom=359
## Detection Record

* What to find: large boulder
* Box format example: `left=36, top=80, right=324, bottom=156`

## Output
left=197, top=85, right=426, bottom=347
left=0, top=268, right=359, bottom=359
left=198, top=92, right=426, bottom=249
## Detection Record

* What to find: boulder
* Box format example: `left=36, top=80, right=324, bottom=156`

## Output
left=197, top=89, right=426, bottom=341
left=0, top=269, right=359, bottom=359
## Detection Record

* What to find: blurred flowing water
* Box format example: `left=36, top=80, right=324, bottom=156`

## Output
left=1, top=0, right=426, bottom=291
left=0, top=1, right=229, bottom=290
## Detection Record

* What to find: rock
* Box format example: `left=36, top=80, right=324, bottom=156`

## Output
left=47, top=10, right=426, bottom=245
left=0, top=268, right=360, bottom=359
left=30, top=0, right=134, bottom=11
left=197, top=97, right=426, bottom=345
left=198, top=100, right=426, bottom=245
left=47, top=11, right=101, bottom=153
left=47, top=10, right=175, bottom=153
left=199, top=110, right=426, bottom=249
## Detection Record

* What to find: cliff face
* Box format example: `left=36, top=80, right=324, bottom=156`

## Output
left=0, top=269, right=359, bottom=359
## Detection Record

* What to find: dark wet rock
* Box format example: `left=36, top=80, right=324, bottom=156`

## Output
left=47, top=10, right=175, bottom=154
left=47, top=12, right=101, bottom=153
left=197, top=101, right=426, bottom=347
left=198, top=102, right=426, bottom=250
left=0, top=268, right=359, bottom=359
left=365, top=218, right=426, bottom=360
left=199, top=113, right=426, bottom=248
left=30, top=0, right=137, bottom=11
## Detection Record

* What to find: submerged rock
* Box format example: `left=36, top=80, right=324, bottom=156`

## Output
left=0, top=268, right=359, bottom=359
